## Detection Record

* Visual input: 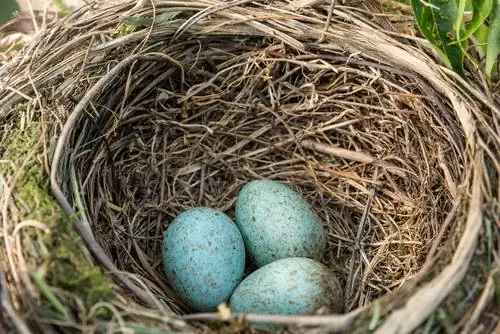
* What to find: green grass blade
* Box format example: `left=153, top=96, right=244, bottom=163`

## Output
left=456, top=0, right=467, bottom=38
left=456, top=0, right=468, bottom=54
left=485, top=0, right=500, bottom=77
left=474, top=23, right=490, bottom=53
left=31, top=268, right=71, bottom=322
left=411, top=0, right=467, bottom=76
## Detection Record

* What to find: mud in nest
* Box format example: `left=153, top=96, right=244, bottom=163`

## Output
left=1, top=1, right=498, bottom=333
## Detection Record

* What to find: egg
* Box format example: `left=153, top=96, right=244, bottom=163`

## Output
left=230, top=257, right=343, bottom=318
left=162, top=207, right=246, bottom=311
left=235, top=179, right=326, bottom=267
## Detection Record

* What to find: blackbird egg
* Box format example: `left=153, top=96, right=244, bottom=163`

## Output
left=235, top=180, right=326, bottom=267
left=163, top=207, right=246, bottom=311
left=230, top=257, right=343, bottom=319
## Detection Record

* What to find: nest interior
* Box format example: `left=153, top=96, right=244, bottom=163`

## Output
left=1, top=1, right=498, bottom=333
left=63, top=4, right=465, bottom=314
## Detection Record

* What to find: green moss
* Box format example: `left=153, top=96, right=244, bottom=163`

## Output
left=2, top=115, right=113, bottom=309
left=113, top=23, right=140, bottom=37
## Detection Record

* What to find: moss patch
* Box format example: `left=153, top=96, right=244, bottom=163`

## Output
left=1, top=109, right=113, bottom=310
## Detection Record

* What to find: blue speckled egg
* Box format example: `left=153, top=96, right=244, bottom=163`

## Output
left=230, top=257, right=343, bottom=317
left=235, top=180, right=326, bottom=267
left=162, top=207, right=246, bottom=312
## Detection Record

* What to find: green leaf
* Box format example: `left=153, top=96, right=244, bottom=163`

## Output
left=411, top=0, right=468, bottom=76
left=411, top=1, right=437, bottom=42
left=485, top=0, right=500, bottom=77
left=0, top=0, right=19, bottom=25
left=465, top=0, right=493, bottom=39
left=121, top=10, right=182, bottom=28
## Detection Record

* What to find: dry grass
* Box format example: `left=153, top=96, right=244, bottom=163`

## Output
left=0, top=1, right=498, bottom=333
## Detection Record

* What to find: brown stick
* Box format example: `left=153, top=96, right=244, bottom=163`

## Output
left=301, top=140, right=407, bottom=178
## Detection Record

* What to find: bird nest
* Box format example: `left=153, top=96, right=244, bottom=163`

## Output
left=0, top=1, right=498, bottom=333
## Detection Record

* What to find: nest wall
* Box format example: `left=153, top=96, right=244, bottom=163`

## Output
left=0, top=1, right=498, bottom=333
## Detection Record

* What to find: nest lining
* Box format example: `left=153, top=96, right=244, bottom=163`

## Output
left=0, top=1, right=498, bottom=333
